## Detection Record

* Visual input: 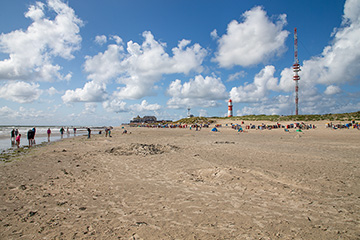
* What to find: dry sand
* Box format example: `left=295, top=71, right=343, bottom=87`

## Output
left=0, top=120, right=359, bottom=239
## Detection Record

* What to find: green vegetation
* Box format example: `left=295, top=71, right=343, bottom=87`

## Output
left=176, top=111, right=360, bottom=124
left=0, top=142, right=49, bottom=162
left=0, top=147, right=31, bottom=162
left=221, top=111, right=360, bottom=122
left=175, top=117, right=215, bottom=124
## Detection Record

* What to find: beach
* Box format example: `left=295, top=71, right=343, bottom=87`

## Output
left=0, top=120, right=359, bottom=239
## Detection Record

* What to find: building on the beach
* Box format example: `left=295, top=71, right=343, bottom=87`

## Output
left=129, top=115, right=172, bottom=126
left=130, top=115, right=157, bottom=123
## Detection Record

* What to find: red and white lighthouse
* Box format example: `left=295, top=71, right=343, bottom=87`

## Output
left=228, top=99, right=233, bottom=117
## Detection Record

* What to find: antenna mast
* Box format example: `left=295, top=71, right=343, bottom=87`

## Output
left=293, top=28, right=300, bottom=115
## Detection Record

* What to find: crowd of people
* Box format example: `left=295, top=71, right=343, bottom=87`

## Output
left=129, top=123, right=211, bottom=129
left=10, top=127, right=79, bottom=148
left=10, top=120, right=358, bottom=149
left=10, top=129, right=21, bottom=148
left=10, top=128, right=37, bottom=148
left=230, top=122, right=317, bottom=132
left=326, top=121, right=360, bottom=129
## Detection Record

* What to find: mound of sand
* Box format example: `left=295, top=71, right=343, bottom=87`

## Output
left=105, top=143, right=179, bottom=156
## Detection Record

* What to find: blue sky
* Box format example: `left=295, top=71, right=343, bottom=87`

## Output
left=0, top=0, right=359, bottom=126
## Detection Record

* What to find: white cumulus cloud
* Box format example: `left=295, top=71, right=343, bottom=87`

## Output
left=102, top=99, right=127, bottom=113
left=227, top=71, right=247, bottom=82
left=84, top=44, right=123, bottom=83
left=324, top=85, right=341, bottom=95
left=236, top=95, right=293, bottom=116
left=113, top=33, right=207, bottom=100
left=0, top=81, right=42, bottom=103
left=95, top=35, right=107, bottom=45
left=63, top=31, right=207, bottom=104
left=129, top=100, right=161, bottom=112
left=210, top=29, right=218, bottom=40
left=47, top=86, right=61, bottom=95
left=167, top=75, right=228, bottom=108
left=0, top=0, right=83, bottom=82
left=214, top=6, right=289, bottom=68
left=110, top=35, right=123, bottom=45
left=62, top=81, right=108, bottom=103
left=230, top=65, right=279, bottom=103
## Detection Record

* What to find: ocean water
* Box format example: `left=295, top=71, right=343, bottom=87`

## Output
left=0, top=126, right=89, bottom=152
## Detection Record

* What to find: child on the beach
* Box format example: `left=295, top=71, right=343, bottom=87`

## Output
left=16, top=134, right=21, bottom=148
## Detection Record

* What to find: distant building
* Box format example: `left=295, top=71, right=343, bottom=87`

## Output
left=130, top=115, right=157, bottom=123
left=129, top=115, right=172, bottom=125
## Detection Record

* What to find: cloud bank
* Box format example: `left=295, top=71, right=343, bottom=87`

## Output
left=0, top=0, right=82, bottom=82
left=63, top=31, right=207, bottom=105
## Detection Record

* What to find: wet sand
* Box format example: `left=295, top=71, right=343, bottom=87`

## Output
left=0, top=120, right=359, bottom=239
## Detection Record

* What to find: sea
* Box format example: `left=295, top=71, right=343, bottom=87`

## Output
left=0, top=126, right=91, bottom=152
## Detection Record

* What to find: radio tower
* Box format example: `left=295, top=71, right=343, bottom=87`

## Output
left=293, top=28, right=301, bottom=115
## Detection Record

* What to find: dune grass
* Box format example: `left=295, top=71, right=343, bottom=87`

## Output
left=175, top=111, right=360, bottom=124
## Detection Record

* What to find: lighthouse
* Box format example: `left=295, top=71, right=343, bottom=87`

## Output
left=228, top=99, right=233, bottom=117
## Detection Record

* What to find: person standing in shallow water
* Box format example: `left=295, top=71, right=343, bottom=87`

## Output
left=27, top=129, right=34, bottom=147
left=16, top=134, right=21, bottom=148
left=11, top=129, right=15, bottom=145
left=60, top=127, right=64, bottom=139
left=87, top=127, right=91, bottom=139
left=47, top=128, right=51, bottom=142
left=32, top=127, right=36, bottom=145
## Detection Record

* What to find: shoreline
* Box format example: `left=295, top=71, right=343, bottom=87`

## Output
left=1, top=120, right=358, bottom=161
left=0, top=133, right=77, bottom=153
left=0, top=127, right=105, bottom=153
left=0, top=133, right=88, bottom=162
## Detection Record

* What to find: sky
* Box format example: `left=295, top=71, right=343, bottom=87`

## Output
left=0, top=0, right=359, bottom=126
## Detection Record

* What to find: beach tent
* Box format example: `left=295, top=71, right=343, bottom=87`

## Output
left=211, top=127, right=218, bottom=132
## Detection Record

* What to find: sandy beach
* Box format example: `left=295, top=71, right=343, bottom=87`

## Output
left=0, top=120, right=359, bottom=239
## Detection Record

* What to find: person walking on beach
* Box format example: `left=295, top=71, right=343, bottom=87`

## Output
left=73, top=127, right=77, bottom=135
left=60, top=127, right=64, bottom=139
left=47, top=128, right=51, bottom=142
left=87, top=127, right=91, bottom=139
left=27, top=129, right=34, bottom=147
left=66, top=127, right=70, bottom=137
left=32, top=127, right=36, bottom=145
left=11, top=129, right=15, bottom=145
left=16, top=134, right=21, bottom=148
